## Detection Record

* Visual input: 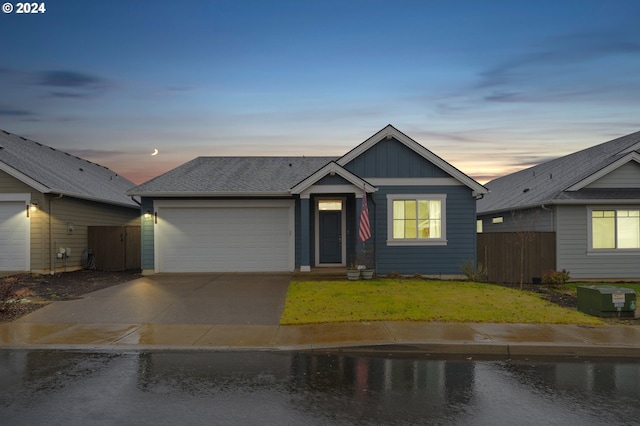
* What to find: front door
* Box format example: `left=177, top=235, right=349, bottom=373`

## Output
left=319, top=210, right=341, bottom=263
left=317, top=199, right=344, bottom=265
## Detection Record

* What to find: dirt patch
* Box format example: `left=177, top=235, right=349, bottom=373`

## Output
left=1, top=270, right=142, bottom=322
left=495, top=282, right=578, bottom=309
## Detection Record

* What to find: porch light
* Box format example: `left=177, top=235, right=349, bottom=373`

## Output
left=144, top=209, right=152, bottom=219
left=27, top=202, right=37, bottom=217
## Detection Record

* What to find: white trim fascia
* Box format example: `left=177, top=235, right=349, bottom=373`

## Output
left=336, top=125, right=488, bottom=195
left=0, top=193, right=31, bottom=203
left=153, top=199, right=295, bottom=209
left=366, top=177, right=463, bottom=186
left=478, top=198, right=640, bottom=217
left=128, top=191, right=293, bottom=197
left=566, top=152, right=640, bottom=191
left=0, top=162, right=50, bottom=193
left=300, top=184, right=365, bottom=197
left=290, top=161, right=377, bottom=194
left=620, top=141, right=640, bottom=154
left=552, top=199, right=640, bottom=205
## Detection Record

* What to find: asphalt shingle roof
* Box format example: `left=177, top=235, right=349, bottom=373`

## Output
left=477, top=130, right=640, bottom=214
left=0, top=130, right=137, bottom=207
left=127, top=156, right=338, bottom=195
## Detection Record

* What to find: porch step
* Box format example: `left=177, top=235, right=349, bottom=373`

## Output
left=292, top=267, right=347, bottom=281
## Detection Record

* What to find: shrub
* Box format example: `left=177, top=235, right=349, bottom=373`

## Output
left=542, top=269, right=570, bottom=285
left=460, top=261, right=487, bottom=282
left=0, top=281, right=34, bottom=316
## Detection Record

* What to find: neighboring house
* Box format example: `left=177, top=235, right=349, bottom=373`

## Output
left=477, top=130, right=640, bottom=280
left=128, top=125, right=487, bottom=276
left=0, top=130, right=140, bottom=273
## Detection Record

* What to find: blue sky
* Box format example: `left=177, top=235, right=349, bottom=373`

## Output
left=2, top=0, right=639, bottom=184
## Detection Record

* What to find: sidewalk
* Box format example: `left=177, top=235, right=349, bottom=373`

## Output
left=2, top=320, right=640, bottom=358
left=1, top=273, right=639, bottom=358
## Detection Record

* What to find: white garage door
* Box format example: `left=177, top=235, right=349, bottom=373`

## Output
left=0, top=201, right=29, bottom=271
left=155, top=201, right=294, bottom=272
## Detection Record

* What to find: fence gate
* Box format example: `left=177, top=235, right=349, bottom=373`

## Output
left=88, top=226, right=141, bottom=271
left=477, top=232, right=556, bottom=284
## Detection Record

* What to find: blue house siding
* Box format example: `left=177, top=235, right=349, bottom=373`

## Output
left=131, top=125, right=485, bottom=274
left=371, top=185, right=476, bottom=276
left=344, top=137, right=450, bottom=178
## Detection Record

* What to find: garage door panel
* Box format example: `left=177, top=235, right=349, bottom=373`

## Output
left=157, top=203, right=293, bottom=272
left=0, top=201, right=29, bottom=271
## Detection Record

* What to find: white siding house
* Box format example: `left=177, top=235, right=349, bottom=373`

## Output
left=478, top=130, right=640, bottom=280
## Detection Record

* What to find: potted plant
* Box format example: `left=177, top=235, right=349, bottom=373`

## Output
left=358, top=245, right=375, bottom=280
left=346, top=258, right=361, bottom=280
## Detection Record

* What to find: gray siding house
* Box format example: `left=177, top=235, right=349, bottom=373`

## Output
left=477, top=130, right=640, bottom=280
left=128, top=125, right=487, bottom=276
left=0, top=130, right=140, bottom=273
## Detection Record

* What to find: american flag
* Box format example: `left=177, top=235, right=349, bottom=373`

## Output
left=358, top=190, right=371, bottom=242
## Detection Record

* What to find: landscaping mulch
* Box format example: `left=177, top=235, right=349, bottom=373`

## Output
left=495, top=282, right=577, bottom=309
left=0, top=269, right=142, bottom=322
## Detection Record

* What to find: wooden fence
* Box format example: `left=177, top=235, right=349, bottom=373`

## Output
left=477, top=232, right=556, bottom=284
left=88, top=226, right=141, bottom=271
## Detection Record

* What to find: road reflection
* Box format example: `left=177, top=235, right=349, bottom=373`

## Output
left=1, top=350, right=639, bottom=425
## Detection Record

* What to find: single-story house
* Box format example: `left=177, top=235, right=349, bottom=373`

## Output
left=477, top=130, right=640, bottom=280
left=0, top=129, right=140, bottom=273
left=128, top=125, right=488, bottom=276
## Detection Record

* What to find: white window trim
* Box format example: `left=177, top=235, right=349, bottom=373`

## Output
left=386, top=194, right=447, bottom=246
left=587, top=206, right=640, bottom=253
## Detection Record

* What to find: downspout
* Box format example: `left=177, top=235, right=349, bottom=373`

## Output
left=49, top=194, right=63, bottom=275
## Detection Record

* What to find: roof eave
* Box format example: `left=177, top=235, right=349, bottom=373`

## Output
left=128, top=191, right=294, bottom=198
left=565, top=152, right=640, bottom=191
left=290, top=161, right=378, bottom=194
left=0, top=161, right=50, bottom=193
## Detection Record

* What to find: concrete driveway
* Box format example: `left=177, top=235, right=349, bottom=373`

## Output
left=15, top=273, right=291, bottom=326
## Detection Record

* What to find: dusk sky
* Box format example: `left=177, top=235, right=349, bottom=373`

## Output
left=2, top=0, right=639, bottom=184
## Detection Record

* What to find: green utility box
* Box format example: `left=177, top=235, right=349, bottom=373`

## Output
left=577, top=286, right=637, bottom=318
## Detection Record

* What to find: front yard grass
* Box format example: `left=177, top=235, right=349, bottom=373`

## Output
left=280, top=279, right=604, bottom=325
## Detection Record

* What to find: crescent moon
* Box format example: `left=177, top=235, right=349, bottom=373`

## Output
left=151, top=149, right=159, bottom=156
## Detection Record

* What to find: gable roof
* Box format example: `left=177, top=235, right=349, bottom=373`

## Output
left=338, top=124, right=488, bottom=196
left=127, top=156, right=336, bottom=196
left=290, top=161, right=377, bottom=195
left=477, top=130, right=640, bottom=214
left=128, top=124, right=487, bottom=198
left=0, top=129, right=137, bottom=208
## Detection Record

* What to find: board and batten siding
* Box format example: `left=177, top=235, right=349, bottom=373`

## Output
left=557, top=205, right=640, bottom=279
left=344, top=137, right=450, bottom=178
left=372, top=185, right=476, bottom=277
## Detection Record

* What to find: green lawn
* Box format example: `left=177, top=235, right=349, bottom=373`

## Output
left=280, top=279, right=604, bottom=325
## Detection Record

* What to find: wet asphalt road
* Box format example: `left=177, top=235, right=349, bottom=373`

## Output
left=1, top=350, right=640, bottom=425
